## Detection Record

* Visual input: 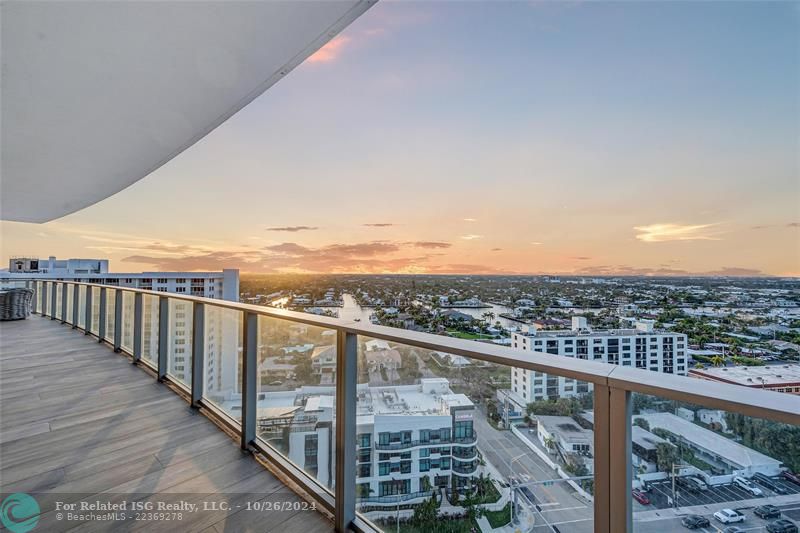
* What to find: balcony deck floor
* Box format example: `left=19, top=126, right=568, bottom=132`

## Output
left=0, top=316, right=333, bottom=532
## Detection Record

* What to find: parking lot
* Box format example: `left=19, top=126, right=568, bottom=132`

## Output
left=640, top=476, right=800, bottom=510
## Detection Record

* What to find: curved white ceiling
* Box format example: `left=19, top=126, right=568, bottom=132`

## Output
left=1, top=0, right=374, bottom=223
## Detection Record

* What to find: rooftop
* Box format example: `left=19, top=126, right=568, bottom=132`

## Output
left=689, top=364, right=800, bottom=386
left=635, top=412, right=782, bottom=469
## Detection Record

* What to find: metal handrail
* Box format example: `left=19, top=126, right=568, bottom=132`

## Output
left=5, top=277, right=800, bottom=533
left=375, top=433, right=477, bottom=451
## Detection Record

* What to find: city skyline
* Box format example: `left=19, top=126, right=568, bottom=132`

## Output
left=2, top=1, right=798, bottom=277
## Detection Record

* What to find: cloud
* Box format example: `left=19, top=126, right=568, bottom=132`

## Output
left=570, top=264, right=766, bottom=277
left=404, top=241, right=451, bottom=249
left=788, top=222, right=800, bottom=228
left=530, top=242, right=543, bottom=245
left=306, top=35, right=352, bottom=64
left=491, top=248, right=502, bottom=252
left=572, top=256, right=591, bottom=260
left=634, top=223, right=721, bottom=242
left=752, top=222, right=799, bottom=230
left=266, top=226, right=318, bottom=232
left=363, top=223, right=395, bottom=227
left=460, top=234, right=483, bottom=240
left=463, top=218, right=477, bottom=222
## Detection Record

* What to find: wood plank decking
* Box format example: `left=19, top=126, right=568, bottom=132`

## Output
left=0, top=316, right=333, bottom=532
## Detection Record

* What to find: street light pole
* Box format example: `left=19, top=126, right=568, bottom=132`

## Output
left=506, top=452, right=527, bottom=524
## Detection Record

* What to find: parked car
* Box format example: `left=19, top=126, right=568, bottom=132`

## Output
left=714, top=509, right=745, bottom=524
left=734, top=476, right=763, bottom=496
left=682, top=515, right=710, bottom=529
left=686, top=476, right=709, bottom=491
left=632, top=489, right=650, bottom=505
left=755, top=505, right=782, bottom=519
left=754, top=472, right=789, bottom=494
left=783, top=471, right=800, bottom=486
left=723, top=527, right=745, bottom=533
left=766, top=519, right=798, bottom=533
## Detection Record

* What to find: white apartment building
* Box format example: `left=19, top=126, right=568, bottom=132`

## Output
left=3, top=259, right=240, bottom=393
left=509, top=317, right=687, bottom=404
left=8, top=256, right=108, bottom=275
left=224, top=378, right=478, bottom=503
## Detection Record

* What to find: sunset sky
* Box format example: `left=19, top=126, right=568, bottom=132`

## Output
left=2, top=1, right=798, bottom=276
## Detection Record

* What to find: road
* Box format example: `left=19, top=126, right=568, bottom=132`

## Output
left=473, top=407, right=594, bottom=532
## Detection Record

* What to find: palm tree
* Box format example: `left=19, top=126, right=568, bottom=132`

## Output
left=711, top=354, right=725, bottom=367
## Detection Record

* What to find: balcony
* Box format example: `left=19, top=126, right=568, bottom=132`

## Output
left=375, top=433, right=477, bottom=451
left=2, top=279, right=799, bottom=533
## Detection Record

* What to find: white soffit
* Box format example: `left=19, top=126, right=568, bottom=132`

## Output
left=1, top=0, right=375, bottom=222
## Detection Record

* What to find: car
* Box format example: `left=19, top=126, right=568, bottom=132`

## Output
left=632, top=489, right=650, bottom=505
left=766, top=519, right=798, bottom=533
left=755, top=505, right=782, bottom=519
left=681, top=515, right=710, bottom=529
left=754, top=472, right=789, bottom=494
left=519, top=486, right=537, bottom=504
left=734, top=476, right=763, bottom=496
left=723, top=527, right=745, bottom=533
left=783, top=471, right=800, bottom=486
left=714, top=509, right=745, bottom=524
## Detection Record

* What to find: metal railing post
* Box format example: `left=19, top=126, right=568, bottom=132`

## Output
left=72, top=284, right=79, bottom=327
left=191, top=302, right=205, bottom=408
left=113, top=289, right=123, bottom=352
left=610, top=387, right=633, bottom=533
left=50, top=282, right=57, bottom=320
left=60, top=283, right=68, bottom=324
left=84, top=284, right=93, bottom=334
left=594, top=384, right=611, bottom=533
left=133, top=293, right=143, bottom=363
left=40, top=282, right=48, bottom=317
left=241, top=311, right=258, bottom=450
left=157, top=295, right=169, bottom=380
left=334, top=329, right=357, bottom=532
left=98, top=287, right=107, bottom=340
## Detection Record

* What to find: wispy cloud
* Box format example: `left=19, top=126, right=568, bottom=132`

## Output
left=531, top=242, right=543, bottom=245
left=463, top=218, right=477, bottom=222
left=306, top=35, right=352, bottom=64
left=405, top=241, right=452, bottom=249
left=460, top=234, right=483, bottom=240
left=490, top=248, right=502, bottom=252
left=363, top=223, right=395, bottom=227
left=634, top=223, right=721, bottom=242
left=266, top=226, right=318, bottom=232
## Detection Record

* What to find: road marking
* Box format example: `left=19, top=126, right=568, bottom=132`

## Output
left=540, top=505, right=588, bottom=513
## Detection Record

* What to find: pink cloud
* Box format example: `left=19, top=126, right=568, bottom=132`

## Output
left=307, top=35, right=352, bottom=64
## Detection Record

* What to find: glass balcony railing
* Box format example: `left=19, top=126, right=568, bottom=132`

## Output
left=3, top=278, right=799, bottom=533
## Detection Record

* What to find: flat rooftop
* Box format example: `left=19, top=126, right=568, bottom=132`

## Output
left=636, top=412, right=781, bottom=469
left=689, top=364, right=800, bottom=386
left=515, top=328, right=682, bottom=339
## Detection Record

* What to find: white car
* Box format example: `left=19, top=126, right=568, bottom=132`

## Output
left=714, top=508, right=746, bottom=524
left=734, top=476, right=763, bottom=496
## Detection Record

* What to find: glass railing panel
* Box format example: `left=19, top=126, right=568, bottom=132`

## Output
left=90, top=286, right=101, bottom=335
left=354, top=336, right=595, bottom=532
left=201, top=305, right=243, bottom=420
left=120, top=291, right=135, bottom=353
left=54, top=282, right=63, bottom=320
left=252, top=314, right=338, bottom=491
left=166, top=298, right=193, bottom=387
left=630, top=392, right=800, bottom=531
left=140, top=294, right=160, bottom=366
left=65, top=283, right=73, bottom=324
left=104, top=288, right=115, bottom=342
left=77, top=285, right=86, bottom=329
left=34, top=281, right=43, bottom=313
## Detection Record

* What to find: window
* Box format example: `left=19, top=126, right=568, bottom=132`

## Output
left=358, top=433, right=371, bottom=448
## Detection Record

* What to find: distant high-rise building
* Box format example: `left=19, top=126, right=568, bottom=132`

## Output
left=8, top=256, right=108, bottom=275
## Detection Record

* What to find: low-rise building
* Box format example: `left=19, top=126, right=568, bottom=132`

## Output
left=689, top=364, right=800, bottom=395
left=636, top=412, right=782, bottom=476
